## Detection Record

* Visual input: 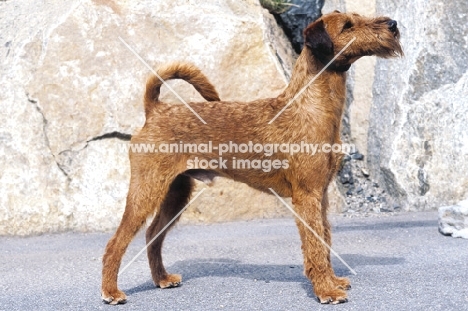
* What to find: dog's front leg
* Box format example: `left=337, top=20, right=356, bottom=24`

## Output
left=321, top=191, right=351, bottom=291
left=292, top=190, right=348, bottom=304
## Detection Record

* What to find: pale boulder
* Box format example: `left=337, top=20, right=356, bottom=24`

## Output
left=3, top=0, right=346, bottom=235
left=368, top=0, right=468, bottom=211
left=439, top=199, right=468, bottom=239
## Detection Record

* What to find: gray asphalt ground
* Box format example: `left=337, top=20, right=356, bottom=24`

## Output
left=1, top=211, right=467, bottom=311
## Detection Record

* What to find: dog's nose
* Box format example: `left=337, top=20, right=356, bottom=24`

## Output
left=387, top=20, right=397, bottom=32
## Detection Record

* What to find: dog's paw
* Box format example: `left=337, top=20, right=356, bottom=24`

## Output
left=316, top=288, right=348, bottom=304
left=332, top=276, right=351, bottom=290
left=158, top=274, right=182, bottom=289
left=101, top=289, right=127, bottom=305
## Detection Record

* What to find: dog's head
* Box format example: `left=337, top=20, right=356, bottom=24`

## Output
left=303, top=11, right=403, bottom=71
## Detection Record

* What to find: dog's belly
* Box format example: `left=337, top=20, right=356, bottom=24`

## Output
left=183, top=168, right=292, bottom=197
left=183, top=169, right=218, bottom=184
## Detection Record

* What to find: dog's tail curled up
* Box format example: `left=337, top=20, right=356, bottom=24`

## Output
left=144, top=62, right=220, bottom=115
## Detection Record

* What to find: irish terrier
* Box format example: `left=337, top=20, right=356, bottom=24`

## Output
left=102, top=11, right=402, bottom=305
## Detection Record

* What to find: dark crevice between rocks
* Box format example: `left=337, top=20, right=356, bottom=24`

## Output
left=26, top=92, right=71, bottom=181
left=266, top=0, right=324, bottom=54
left=335, top=74, right=397, bottom=215
left=337, top=151, right=400, bottom=215
left=272, top=14, right=299, bottom=52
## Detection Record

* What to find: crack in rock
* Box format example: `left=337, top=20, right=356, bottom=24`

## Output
left=26, top=92, right=49, bottom=147
left=26, top=92, right=132, bottom=179
left=26, top=92, right=71, bottom=180
left=57, top=132, right=132, bottom=176
left=88, top=131, right=132, bottom=142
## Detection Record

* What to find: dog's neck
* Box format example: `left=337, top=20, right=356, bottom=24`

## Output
left=313, top=53, right=351, bottom=72
left=278, top=48, right=347, bottom=133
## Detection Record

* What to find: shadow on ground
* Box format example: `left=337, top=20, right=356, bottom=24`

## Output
left=125, top=254, right=404, bottom=296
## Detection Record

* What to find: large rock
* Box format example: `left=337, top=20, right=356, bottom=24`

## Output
left=439, top=200, right=468, bottom=239
left=368, top=0, right=468, bottom=210
left=0, top=0, right=307, bottom=235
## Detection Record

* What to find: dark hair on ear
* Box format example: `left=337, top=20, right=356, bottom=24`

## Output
left=303, top=20, right=334, bottom=64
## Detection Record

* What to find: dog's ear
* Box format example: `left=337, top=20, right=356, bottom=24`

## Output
left=303, top=20, right=334, bottom=62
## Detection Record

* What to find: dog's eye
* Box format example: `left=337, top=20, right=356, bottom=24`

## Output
left=342, top=21, right=353, bottom=32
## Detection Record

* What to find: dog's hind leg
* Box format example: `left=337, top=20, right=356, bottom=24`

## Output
left=145, top=174, right=194, bottom=288
left=101, top=172, right=175, bottom=305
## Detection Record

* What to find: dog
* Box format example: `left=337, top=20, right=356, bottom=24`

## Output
left=101, top=11, right=402, bottom=305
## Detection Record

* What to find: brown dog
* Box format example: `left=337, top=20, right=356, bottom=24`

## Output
left=101, top=11, right=402, bottom=305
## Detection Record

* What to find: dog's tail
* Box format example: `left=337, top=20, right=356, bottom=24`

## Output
left=144, top=62, right=220, bottom=115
